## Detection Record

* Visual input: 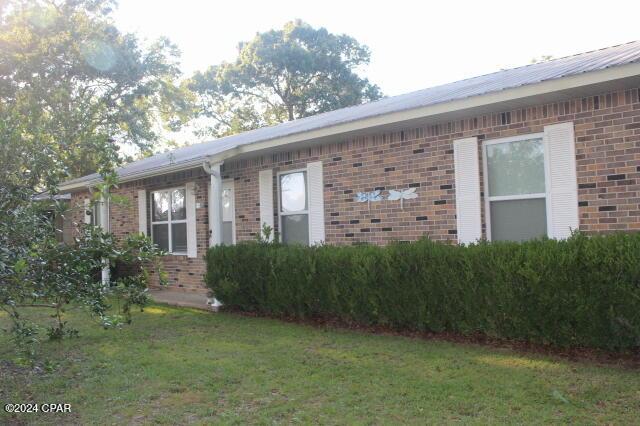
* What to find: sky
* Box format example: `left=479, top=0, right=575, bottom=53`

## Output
left=113, top=0, right=639, bottom=144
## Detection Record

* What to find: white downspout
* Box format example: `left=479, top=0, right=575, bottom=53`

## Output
left=99, top=194, right=110, bottom=289
left=203, top=160, right=224, bottom=247
left=203, top=160, right=224, bottom=311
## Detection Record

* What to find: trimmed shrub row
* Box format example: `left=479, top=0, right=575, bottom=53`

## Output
left=205, top=233, right=640, bottom=350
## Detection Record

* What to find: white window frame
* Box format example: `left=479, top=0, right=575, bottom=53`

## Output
left=150, top=186, right=188, bottom=255
left=89, top=198, right=108, bottom=230
left=482, top=132, right=549, bottom=241
left=90, top=202, right=101, bottom=227
left=277, top=168, right=310, bottom=245
left=221, top=179, right=236, bottom=245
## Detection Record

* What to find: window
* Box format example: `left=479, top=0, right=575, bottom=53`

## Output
left=279, top=171, right=309, bottom=245
left=484, top=136, right=547, bottom=242
left=89, top=199, right=107, bottom=229
left=90, top=202, right=101, bottom=227
left=151, top=188, right=187, bottom=253
left=221, top=181, right=235, bottom=245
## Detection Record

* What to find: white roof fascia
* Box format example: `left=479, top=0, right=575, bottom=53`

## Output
left=61, top=61, right=640, bottom=192
left=215, top=62, right=640, bottom=160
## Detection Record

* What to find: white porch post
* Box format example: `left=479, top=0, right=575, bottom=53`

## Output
left=99, top=195, right=110, bottom=288
left=101, top=261, right=110, bottom=288
left=209, top=162, right=223, bottom=246
left=205, top=161, right=225, bottom=311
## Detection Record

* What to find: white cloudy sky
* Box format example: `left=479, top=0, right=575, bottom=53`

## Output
left=113, top=0, right=639, bottom=145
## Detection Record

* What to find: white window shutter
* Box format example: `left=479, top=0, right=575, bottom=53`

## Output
left=307, top=161, right=326, bottom=245
left=259, top=169, right=274, bottom=240
left=137, top=189, right=147, bottom=235
left=83, top=198, right=91, bottom=224
left=544, top=122, right=578, bottom=239
left=453, top=137, right=482, bottom=244
left=185, top=181, right=198, bottom=258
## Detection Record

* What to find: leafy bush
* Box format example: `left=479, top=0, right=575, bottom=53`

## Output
left=1, top=184, right=166, bottom=357
left=206, top=233, right=640, bottom=351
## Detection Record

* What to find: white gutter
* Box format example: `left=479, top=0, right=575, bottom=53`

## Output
left=60, top=61, right=640, bottom=191
left=216, top=62, right=640, bottom=160
left=59, top=159, right=214, bottom=191
left=59, top=148, right=243, bottom=192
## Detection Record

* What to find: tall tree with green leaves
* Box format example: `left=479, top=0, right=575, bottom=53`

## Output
left=0, top=1, right=175, bottom=353
left=0, top=0, right=191, bottom=185
left=187, top=20, right=382, bottom=138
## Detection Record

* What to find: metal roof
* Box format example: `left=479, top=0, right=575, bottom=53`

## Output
left=63, top=40, right=640, bottom=188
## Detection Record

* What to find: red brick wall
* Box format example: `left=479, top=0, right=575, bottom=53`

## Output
left=225, top=87, right=640, bottom=243
left=71, top=169, right=212, bottom=293
left=68, top=193, right=87, bottom=234
left=71, top=87, right=640, bottom=292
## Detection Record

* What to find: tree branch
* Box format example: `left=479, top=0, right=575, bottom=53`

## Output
left=15, top=303, right=58, bottom=309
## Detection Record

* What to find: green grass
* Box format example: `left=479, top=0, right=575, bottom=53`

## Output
left=1, top=305, right=639, bottom=424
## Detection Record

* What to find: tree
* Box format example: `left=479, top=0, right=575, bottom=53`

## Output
left=0, top=0, right=173, bottom=358
left=188, top=20, right=382, bottom=138
left=0, top=0, right=191, bottom=182
left=0, top=101, right=168, bottom=356
left=1, top=186, right=167, bottom=357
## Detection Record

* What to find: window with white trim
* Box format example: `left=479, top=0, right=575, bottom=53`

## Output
left=151, top=188, right=187, bottom=253
left=88, top=199, right=108, bottom=229
left=484, top=135, right=548, bottom=242
left=278, top=171, right=309, bottom=245
left=90, top=202, right=101, bottom=227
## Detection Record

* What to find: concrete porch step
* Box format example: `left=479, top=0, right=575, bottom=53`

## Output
left=148, top=288, right=212, bottom=311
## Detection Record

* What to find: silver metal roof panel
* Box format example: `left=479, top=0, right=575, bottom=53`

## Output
left=63, top=41, right=640, bottom=188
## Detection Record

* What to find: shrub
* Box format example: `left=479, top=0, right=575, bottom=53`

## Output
left=205, top=233, right=640, bottom=351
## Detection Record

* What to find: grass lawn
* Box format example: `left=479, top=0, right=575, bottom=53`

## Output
left=1, top=304, right=639, bottom=424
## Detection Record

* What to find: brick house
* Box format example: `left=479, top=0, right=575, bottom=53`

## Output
left=60, top=42, right=640, bottom=294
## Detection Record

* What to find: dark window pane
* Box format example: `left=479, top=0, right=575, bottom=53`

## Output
left=91, top=203, right=101, bottom=227
left=152, top=191, right=169, bottom=221
left=490, top=198, right=547, bottom=242
left=222, top=221, right=233, bottom=245
left=152, top=224, right=169, bottom=251
left=281, top=214, right=309, bottom=245
left=171, top=222, right=187, bottom=253
left=280, top=172, right=307, bottom=212
left=171, top=189, right=186, bottom=220
left=222, top=222, right=233, bottom=246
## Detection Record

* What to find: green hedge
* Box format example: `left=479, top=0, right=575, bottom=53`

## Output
left=205, top=233, right=640, bottom=350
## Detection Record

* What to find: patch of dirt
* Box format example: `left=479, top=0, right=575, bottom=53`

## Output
left=0, top=359, right=52, bottom=397
left=0, top=360, right=32, bottom=378
left=0, top=359, right=82, bottom=425
left=223, top=309, right=640, bottom=369
left=0, top=361, right=35, bottom=426
left=1, top=356, right=67, bottom=378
